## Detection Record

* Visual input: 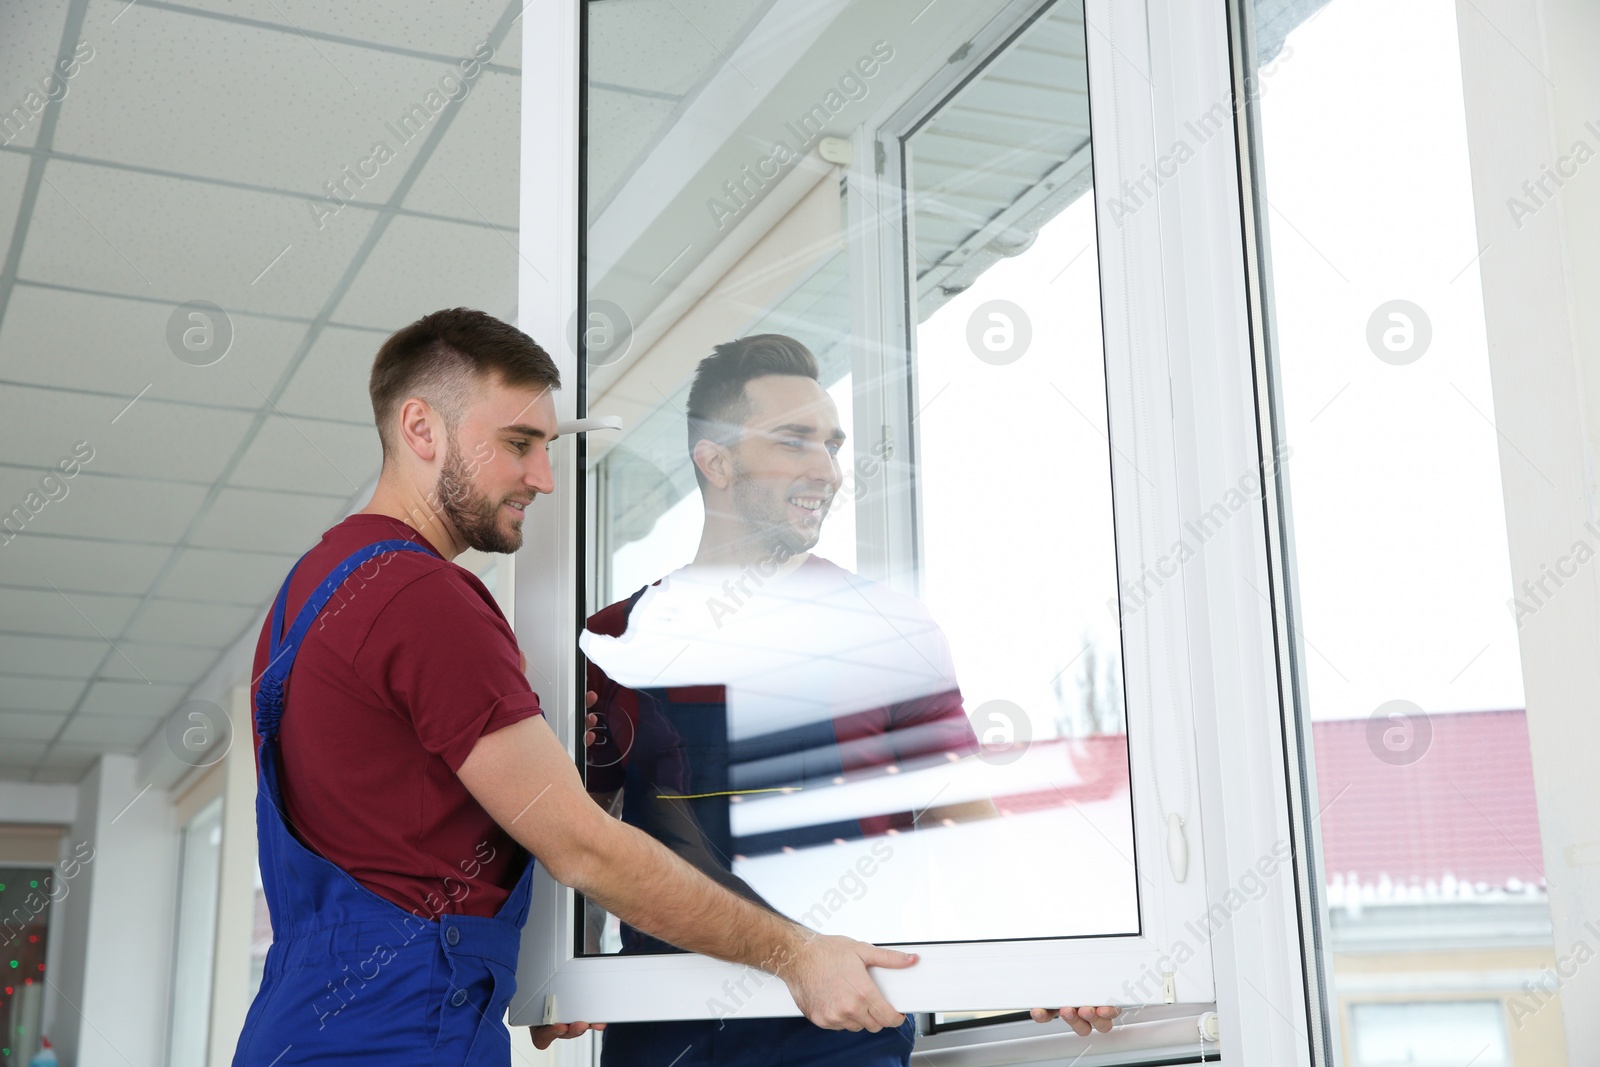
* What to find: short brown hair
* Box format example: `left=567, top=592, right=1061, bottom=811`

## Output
left=685, top=334, right=819, bottom=487
left=369, top=308, right=561, bottom=458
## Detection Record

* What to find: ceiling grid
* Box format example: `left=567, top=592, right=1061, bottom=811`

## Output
left=0, top=0, right=526, bottom=780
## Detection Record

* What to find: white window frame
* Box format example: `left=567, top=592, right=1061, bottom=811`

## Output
left=512, top=1, right=1319, bottom=1059
left=167, top=793, right=224, bottom=1067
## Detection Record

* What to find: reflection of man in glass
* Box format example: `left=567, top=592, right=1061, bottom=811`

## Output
left=584, top=335, right=1117, bottom=1065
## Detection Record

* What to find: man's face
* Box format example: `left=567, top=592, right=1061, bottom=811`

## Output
left=434, top=376, right=558, bottom=554
left=722, top=375, right=845, bottom=555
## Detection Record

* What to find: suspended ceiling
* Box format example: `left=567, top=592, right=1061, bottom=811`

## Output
left=0, top=0, right=524, bottom=782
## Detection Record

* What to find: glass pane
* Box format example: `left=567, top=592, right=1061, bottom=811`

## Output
left=1247, top=0, right=1566, bottom=1063
left=580, top=0, right=1136, bottom=956
left=1349, top=1001, right=1511, bottom=1067
left=0, top=866, right=55, bottom=1067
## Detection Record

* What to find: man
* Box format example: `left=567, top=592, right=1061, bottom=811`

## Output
left=233, top=310, right=915, bottom=1066
left=582, top=335, right=1119, bottom=1066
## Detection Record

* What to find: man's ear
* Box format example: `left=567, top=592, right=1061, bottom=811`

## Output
left=398, top=397, right=443, bottom=463
left=693, top=437, right=734, bottom=491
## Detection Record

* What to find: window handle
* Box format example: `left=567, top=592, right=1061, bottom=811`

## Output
left=1167, top=812, right=1189, bottom=882
left=558, top=416, right=624, bottom=436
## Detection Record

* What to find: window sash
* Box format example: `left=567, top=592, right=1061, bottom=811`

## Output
left=510, top=0, right=1314, bottom=1037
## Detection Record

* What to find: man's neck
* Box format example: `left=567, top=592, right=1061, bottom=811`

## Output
left=691, top=522, right=810, bottom=576
left=360, top=474, right=465, bottom=561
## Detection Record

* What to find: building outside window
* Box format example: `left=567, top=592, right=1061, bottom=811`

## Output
left=1243, top=0, right=1567, bottom=1061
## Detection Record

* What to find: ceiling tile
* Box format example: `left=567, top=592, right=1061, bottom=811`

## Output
left=0, top=2, right=71, bottom=151
left=0, top=153, right=33, bottom=234
left=0, top=675, right=87, bottom=712
left=123, top=598, right=262, bottom=648
left=0, top=382, right=255, bottom=482
left=0, top=741, right=50, bottom=765
left=0, top=585, right=139, bottom=640
left=333, top=213, right=517, bottom=330
left=0, top=285, right=311, bottom=411
left=58, top=713, right=160, bottom=747
left=32, top=766, right=92, bottom=783
left=191, top=487, right=352, bottom=555
left=495, top=21, right=521, bottom=72
left=149, top=0, right=511, bottom=60
left=581, top=0, right=774, bottom=207
left=60, top=3, right=464, bottom=205
left=0, top=634, right=106, bottom=678
left=37, top=745, right=104, bottom=774
left=276, top=325, right=385, bottom=422
left=587, top=0, right=761, bottom=94
left=158, top=546, right=298, bottom=603
left=0, top=530, right=170, bottom=595
left=228, top=415, right=380, bottom=496
left=401, top=70, right=518, bottom=228
left=99, top=642, right=223, bottom=685
left=585, top=88, right=680, bottom=214
left=78, top=679, right=189, bottom=717
left=0, top=712, right=65, bottom=743
left=0, top=467, right=204, bottom=546
left=17, top=158, right=374, bottom=321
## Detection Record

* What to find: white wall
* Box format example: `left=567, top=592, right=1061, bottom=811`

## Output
left=50, top=754, right=179, bottom=1067
left=1457, top=0, right=1600, bottom=1060
left=205, top=687, right=258, bottom=1067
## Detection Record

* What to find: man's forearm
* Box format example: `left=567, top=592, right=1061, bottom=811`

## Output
left=459, top=717, right=914, bottom=1032
left=562, top=810, right=807, bottom=973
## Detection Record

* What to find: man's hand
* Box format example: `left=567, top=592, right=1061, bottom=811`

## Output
left=461, top=718, right=912, bottom=1033
left=772, top=934, right=917, bottom=1032
left=530, top=1021, right=604, bottom=1050
left=1030, top=1005, right=1119, bottom=1036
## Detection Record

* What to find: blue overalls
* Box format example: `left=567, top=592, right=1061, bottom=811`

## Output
left=233, top=540, right=535, bottom=1066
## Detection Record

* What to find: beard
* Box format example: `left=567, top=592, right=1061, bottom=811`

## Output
left=434, top=438, right=521, bottom=554
left=730, top=466, right=821, bottom=560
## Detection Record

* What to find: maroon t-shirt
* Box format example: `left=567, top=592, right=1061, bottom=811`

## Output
left=249, top=514, right=542, bottom=919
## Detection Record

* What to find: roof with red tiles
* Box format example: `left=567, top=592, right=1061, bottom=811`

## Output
left=1311, top=709, right=1545, bottom=891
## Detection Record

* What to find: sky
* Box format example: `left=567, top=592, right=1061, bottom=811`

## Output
left=913, top=194, right=1122, bottom=739
left=900, top=0, right=1531, bottom=727
left=1252, top=0, right=1528, bottom=720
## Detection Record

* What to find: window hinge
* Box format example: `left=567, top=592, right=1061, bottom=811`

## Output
left=881, top=424, right=895, bottom=459
left=542, top=993, right=558, bottom=1025
left=1162, top=971, right=1177, bottom=1004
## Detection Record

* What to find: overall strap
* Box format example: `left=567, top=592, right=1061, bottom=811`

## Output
left=255, top=539, right=434, bottom=741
